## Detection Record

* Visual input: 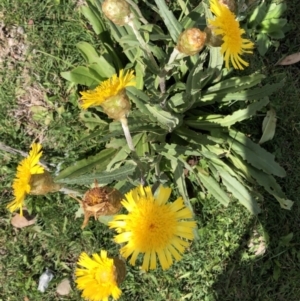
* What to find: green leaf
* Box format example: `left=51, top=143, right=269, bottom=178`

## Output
left=154, top=0, right=183, bottom=42
left=60, top=66, right=101, bottom=86
left=56, top=164, right=136, bottom=185
left=248, top=167, right=293, bottom=210
left=229, top=130, right=286, bottom=177
left=79, top=111, right=108, bottom=130
left=213, top=97, right=269, bottom=127
left=107, top=133, right=144, bottom=170
left=126, top=87, right=157, bottom=123
left=145, top=103, right=181, bottom=131
left=248, top=2, right=267, bottom=27
left=203, top=81, right=284, bottom=103
left=76, top=42, right=115, bottom=78
left=204, top=74, right=265, bottom=94
left=55, top=148, right=118, bottom=180
left=80, top=3, right=105, bottom=35
left=174, top=127, right=213, bottom=145
left=181, top=3, right=206, bottom=28
left=170, top=159, right=194, bottom=214
left=259, top=108, right=277, bottom=144
left=197, top=172, right=230, bottom=206
left=218, top=170, right=260, bottom=214
left=256, top=33, right=270, bottom=56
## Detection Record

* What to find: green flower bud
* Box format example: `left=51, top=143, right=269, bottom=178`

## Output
left=101, top=90, right=131, bottom=120
left=30, top=170, right=61, bottom=195
left=204, top=26, right=223, bottom=47
left=102, top=0, right=131, bottom=26
left=176, top=28, right=207, bottom=56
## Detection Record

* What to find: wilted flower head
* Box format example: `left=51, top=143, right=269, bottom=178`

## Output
left=7, top=143, right=44, bottom=216
left=76, top=250, right=125, bottom=301
left=102, top=0, right=131, bottom=26
left=176, top=28, right=207, bottom=56
left=109, top=185, right=196, bottom=271
left=80, top=69, right=135, bottom=120
left=74, top=181, right=123, bottom=229
left=208, top=0, right=254, bottom=70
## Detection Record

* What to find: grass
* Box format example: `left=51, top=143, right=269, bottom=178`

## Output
left=1, top=0, right=300, bottom=300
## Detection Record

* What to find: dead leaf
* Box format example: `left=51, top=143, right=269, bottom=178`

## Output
left=259, top=108, right=277, bottom=144
left=276, top=52, right=300, bottom=66
left=56, top=278, right=71, bottom=296
left=11, top=212, right=36, bottom=228
left=24, top=297, right=29, bottom=301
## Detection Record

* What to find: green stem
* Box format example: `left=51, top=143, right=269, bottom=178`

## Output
left=127, top=19, right=159, bottom=72
left=120, top=117, right=135, bottom=152
left=126, top=0, right=148, bottom=24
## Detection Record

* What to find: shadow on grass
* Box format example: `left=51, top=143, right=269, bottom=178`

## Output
left=212, top=196, right=300, bottom=301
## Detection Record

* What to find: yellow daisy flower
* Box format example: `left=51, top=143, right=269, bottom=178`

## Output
left=75, top=250, right=122, bottom=301
left=7, top=143, right=44, bottom=216
left=208, top=0, right=254, bottom=70
left=109, top=185, right=196, bottom=271
left=80, top=69, right=135, bottom=110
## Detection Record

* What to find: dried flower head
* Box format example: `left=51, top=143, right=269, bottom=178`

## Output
left=72, top=180, right=123, bottom=229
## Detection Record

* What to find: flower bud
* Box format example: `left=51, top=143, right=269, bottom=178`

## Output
left=78, top=181, right=123, bottom=229
left=113, top=257, right=126, bottom=285
left=102, top=0, right=131, bottom=26
left=101, top=90, right=131, bottom=120
left=204, top=26, right=223, bottom=47
left=30, top=170, right=61, bottom=195
left=218, top=0, right=236, bottom=13
left=176, top=28, right=207, bottom=56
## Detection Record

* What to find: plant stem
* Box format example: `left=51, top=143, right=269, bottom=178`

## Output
left=126, top=0, right=148, bottom=25
left=127, top=19, right=159, bottom=72
left=120, top=117, right=135, bottom=152
left=120, top=117, right=146, bottom=185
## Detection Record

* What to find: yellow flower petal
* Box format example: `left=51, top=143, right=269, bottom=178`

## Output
left=80, top=69, right=135, bottom=109
left=75, top=250, right=122, bottom=301
left=7, top=143, right=44, bottom=215
left=109, top=185, right=196, bottom=271
left=209, top=0, right=254, bottom=70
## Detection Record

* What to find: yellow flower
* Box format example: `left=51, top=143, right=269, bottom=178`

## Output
left=7, top=143, right=44, bottom=216
left=75, top=250, right=122, bottom=301
left=208, top=0, right=254, bottom=70
left=80, top=69, right=135, bottom=110
left=109, top=185, right=196, bottom=271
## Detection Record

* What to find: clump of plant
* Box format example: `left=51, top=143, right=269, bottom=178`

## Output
left=5, top=0, right=292, bottom=300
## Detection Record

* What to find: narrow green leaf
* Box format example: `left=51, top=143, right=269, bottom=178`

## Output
left=80, top=4, right=105, bottom=35
left=55, top=148, right=118, bottom=180
left=76, top=42, right=115, bottom=78
left=229, top=130, right=286, bottom=177
left=248, top=167, right=293, bottom=210
left=207, top=81, right=284, bottom=103
left=154, top=0, right=183, bottom=42
left=214, top=97, right=269, bottom=127
left=205, top=74, right=265, bottom=94
left=259, top=108, right=277, bottom=144
left=218, top=170, right=260, bottom=214
left=181, top=3, right=206, bottom=28
left=56, top=164, right=136, bottom=185
left=107, top=133, right=144, bottom=170
left=145, top=103, right=181, bottom=131
left=60, top=67, right=100, bottom=86
left=197, top=172, right=230, bottom=206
